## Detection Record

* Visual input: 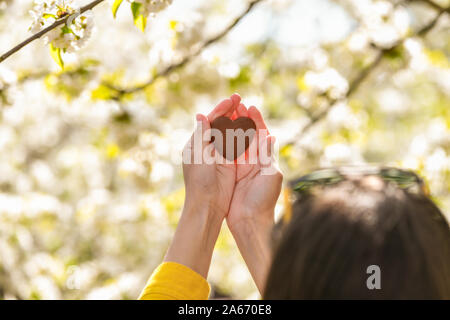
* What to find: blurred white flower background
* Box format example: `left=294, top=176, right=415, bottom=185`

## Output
left=0, top=0, right=449, bottom=299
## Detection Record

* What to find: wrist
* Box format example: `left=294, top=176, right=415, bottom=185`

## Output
left=227, top=213, right=274, bottom=294
left=228, top=211, right=274, bottom=237
left=182, top=198, right=225, bottom=227
left=164, top=200, right=224, bottom=278
left=184, top=192, right=227, bottom=221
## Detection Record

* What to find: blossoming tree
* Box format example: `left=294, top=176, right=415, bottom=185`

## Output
left=0, top=0, right=449, bottom=299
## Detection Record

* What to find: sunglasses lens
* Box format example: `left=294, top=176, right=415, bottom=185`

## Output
left=293, top=167, right=425, bottom=195
left=293, top=169, right=343, bottom=193
left=380, top=168, right=422, bottom=189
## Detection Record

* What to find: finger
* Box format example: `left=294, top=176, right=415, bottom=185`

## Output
left=236, top=103, right=248, bottom=118
left=259, top=135, right=281, bottom=176
left=266, top=136, right=276, bottom=158
left=196, top=113, right=211, bottom=146
left=230, top=93, right=241, bottom=109
left=248, top=106, right=269, bottom=148
left=208, top=98, right=234, bottom=121
left=235, top=104, right=254, bottom=165
left=240, top=130, right=259, bottom=165
left=196, top=113, right=210, bottom=127
left=259, top=135, right=277, bottom=168
left=185, top=113, right=212, bottom=164
left=203, top=142, right=216, bottom=165
left=187, top=113, right=210, bottom=153
left=248, top=106, right=268, bottom=132
left=227, top=93, right=241, bottom=118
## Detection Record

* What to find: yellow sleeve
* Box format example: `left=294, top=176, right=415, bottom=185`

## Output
left=138, top=262, right=210, bottom=300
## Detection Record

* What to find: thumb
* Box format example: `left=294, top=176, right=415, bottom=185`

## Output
left=259, top=135, right=277, bottom=168
left=196, top=113, right=211, bottom=146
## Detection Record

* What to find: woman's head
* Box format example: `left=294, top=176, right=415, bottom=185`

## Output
left=264, top=168, right=450, bottom=299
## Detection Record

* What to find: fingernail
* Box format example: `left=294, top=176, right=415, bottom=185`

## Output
left=196, top=114, right=202, bottom=122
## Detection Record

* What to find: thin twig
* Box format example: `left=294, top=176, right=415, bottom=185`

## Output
left=105, top=0, right=264, bottom=95
left=284, top=7, right=447, bottom=147
left=0, top=0, right=105, bottom=64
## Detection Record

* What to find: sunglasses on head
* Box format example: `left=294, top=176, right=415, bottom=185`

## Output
left=291, top=166, right=428, bottom=196
left=280, top=166, right=429, bottom=225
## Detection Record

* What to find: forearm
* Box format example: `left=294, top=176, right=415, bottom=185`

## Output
left=229, top=216, right=274, bottom=294
left=164, top=201, right=224, bottom=279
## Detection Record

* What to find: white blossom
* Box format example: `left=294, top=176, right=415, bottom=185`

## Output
left=29, top=0, right=94, bottom=52
left=350, top=0, right=410, bottom=48
left=304, top=68, right=349, bottom=99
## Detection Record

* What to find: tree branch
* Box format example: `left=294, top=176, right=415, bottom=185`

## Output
left=0, top=0, right=105, bottom=64
left=105, top=0, right=264, bottom=95
left=285, top=7, right=447, bottom=147
left=407, top=0, right=450, bottom=13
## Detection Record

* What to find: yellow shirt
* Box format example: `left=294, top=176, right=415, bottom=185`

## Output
left=138, top=262, right=210, bottom=300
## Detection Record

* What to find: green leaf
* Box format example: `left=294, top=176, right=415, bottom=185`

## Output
left=43, top=13, right=57, bottom=19
left=49, top=43, right=64, bottom=69
left=130, top=2, right=141, bottom=18
left=91, top=84, right=118, bottom=100
left=61, top=25, right=73, bottom=34
left=131, top=2, right=146, bottom=32
left=112, top=0, right=124, bottom=18
left=134, top=14, right=146, bottom=32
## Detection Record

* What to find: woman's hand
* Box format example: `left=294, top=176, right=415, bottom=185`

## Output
left=163, top=94, right=240, bottom=278
left=182, top=94, right=241, bottom=221
left=226, top=104, right=283, bottom=293
left=164, top=96, right=282, bottom=289
left=227, top=105, right=283, bottom=228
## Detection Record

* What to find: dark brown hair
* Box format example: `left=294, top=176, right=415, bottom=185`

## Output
left=264, top=178, right=450, bottom=299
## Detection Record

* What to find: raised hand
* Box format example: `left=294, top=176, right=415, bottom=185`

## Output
left=182, top=94, right=241, bottom=220
left=164, top=95, right=282, bottom=289
left=227, top=105, right=282, bottom=228
left=164, top=94, right=240, bottom=278
left=226, top=104, right=283, bottom=293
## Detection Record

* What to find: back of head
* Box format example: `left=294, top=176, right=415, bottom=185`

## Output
left=264, top=177, right=450, bottom=299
